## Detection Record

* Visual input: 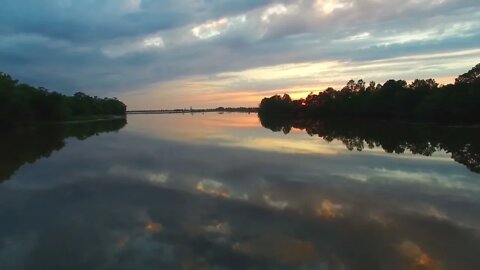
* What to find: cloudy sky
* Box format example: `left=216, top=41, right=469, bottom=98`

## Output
left=1, top=0, right=479, bottom=109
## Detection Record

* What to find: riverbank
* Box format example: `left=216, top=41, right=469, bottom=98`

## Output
left=0, top=115, right=127, bottom=132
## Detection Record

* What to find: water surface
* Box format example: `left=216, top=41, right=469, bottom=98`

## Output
left=0, top=114, right=479, bottom=270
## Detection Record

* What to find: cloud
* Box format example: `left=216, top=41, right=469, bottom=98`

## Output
left=261, top=4, right=289, bottom=22
left=0, top=0, right=479, bottom=106
left=314, top=0, right=354, bottom=15
left=191, top=15, right=248, bottom=40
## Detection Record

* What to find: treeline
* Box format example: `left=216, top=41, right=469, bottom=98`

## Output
left=259, top=115, right=480, bottom=173
left=215, top=107, right=258, bottom=113
left=0, top=72, right=127, bottom=128
left=259, top=63, right=480, bottom=123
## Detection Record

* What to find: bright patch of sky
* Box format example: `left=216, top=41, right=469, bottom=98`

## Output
left=315, top=0, right=354, bottom=14
left=261, top=4, right=289, bottom=22
left=191, top=15, right=247, bottom=39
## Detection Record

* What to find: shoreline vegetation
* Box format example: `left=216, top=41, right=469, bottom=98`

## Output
left=0, top=72, right=127, bottom=130
left=259, top=63, right=480, bottom=124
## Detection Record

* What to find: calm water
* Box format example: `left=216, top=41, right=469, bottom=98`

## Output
left=0, top=113, right=479, bottom=270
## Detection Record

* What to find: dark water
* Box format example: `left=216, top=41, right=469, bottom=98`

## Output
left=0, top=114, right=479, bottom=270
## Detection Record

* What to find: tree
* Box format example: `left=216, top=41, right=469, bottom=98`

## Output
left=0, top=72, right=127, bottom=129
left=258, top=63, right=480, bottom=123
left=282, top=93, right=292, bottom=102
left=355, top=79, right=366, bottom=92
left=345, top=79, right=356, bottom=92
left=410, top=79, right=438, bottom=91
left=456, top=63, right=480, bottom=84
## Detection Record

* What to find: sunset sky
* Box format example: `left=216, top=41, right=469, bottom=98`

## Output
left=1, top=0, right=479, bottom=109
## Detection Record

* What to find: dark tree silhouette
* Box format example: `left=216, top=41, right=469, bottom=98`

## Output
left=0, top=119, right=127, bottom=183
left=0, top=72, right=127, bottom=129
left=258, top=63, right=480, bottom=124
left=456, top=63, right=480, bottom=84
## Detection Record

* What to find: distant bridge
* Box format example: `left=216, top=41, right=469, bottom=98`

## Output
left=127, top=108, right=258, bottom=114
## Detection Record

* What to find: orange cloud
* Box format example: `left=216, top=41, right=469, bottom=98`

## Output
left=232, top=235, right=318, bottom=265
left=399, top=241, right=440, bottom=270
left=315, top=199, right=343, bottom=218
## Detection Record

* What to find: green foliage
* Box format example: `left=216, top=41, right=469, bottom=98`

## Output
left=0, top=72, right=127, bottom=128
left=258, top=63, right=480, bottom=124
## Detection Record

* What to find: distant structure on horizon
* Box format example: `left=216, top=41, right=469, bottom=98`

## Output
left=127, top=107, right=258, bottom=114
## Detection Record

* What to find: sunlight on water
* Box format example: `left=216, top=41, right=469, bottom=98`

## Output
left=126, top=113, right=385, bottom=155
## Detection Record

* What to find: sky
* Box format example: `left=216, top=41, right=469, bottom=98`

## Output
left=0, top=0, right=479, bottom=109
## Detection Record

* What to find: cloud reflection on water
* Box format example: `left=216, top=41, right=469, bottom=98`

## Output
left=0, top=114, right=479, bottom=269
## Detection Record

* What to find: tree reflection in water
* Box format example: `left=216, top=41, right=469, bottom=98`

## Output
left=259, top=113, right=480, bottom=173
left=0, top=119, right=127, bottom=182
